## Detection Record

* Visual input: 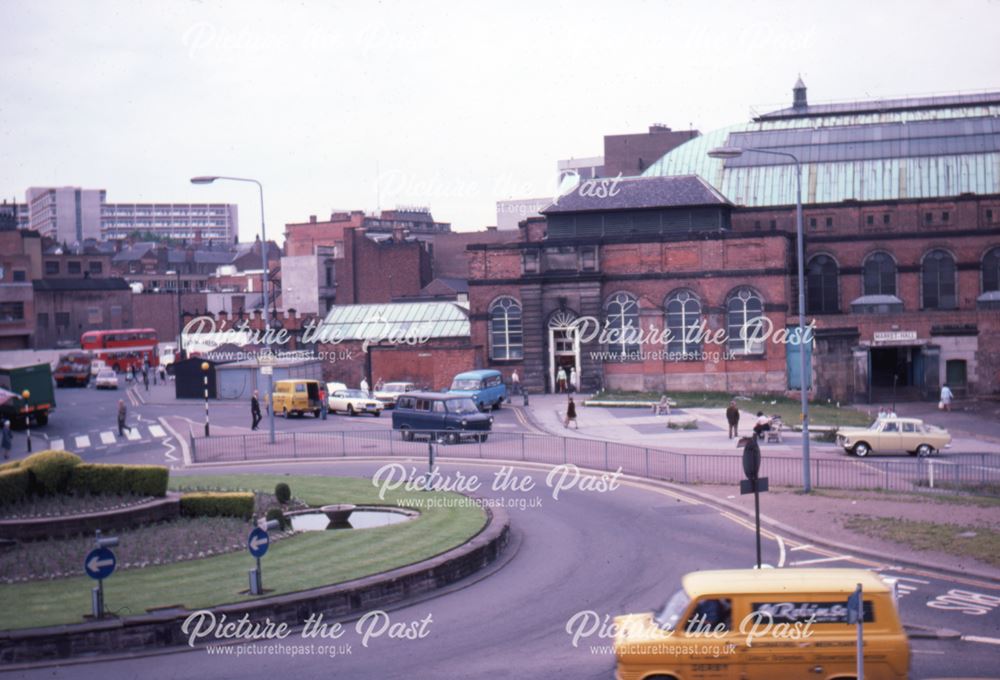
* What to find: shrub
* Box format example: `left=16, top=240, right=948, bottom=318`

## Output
left=274, top=482, right=291, bottom=504
left=0, top=468, right=31, bottom=505
left=68, top=464, right=169, bottom=497
left=22, top=450, right=82, bottom=494
left=266, top=507, right=289, bottom=530
left=0, top=459, right=21, bottom=472
left=180, top=492, right=255, bottom=519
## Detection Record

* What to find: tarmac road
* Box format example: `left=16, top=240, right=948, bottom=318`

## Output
left=7, top=459, right=998, bottom=680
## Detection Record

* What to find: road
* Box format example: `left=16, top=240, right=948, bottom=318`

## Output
left=4, top=458, right=999, bottom=679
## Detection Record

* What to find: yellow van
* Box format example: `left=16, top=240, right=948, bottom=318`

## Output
left=271, top=379, right=322, bottom=418
left=614, top=568, right=909, bottom=680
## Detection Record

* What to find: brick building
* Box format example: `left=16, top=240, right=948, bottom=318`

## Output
left=469, top=83, right=1000, bottom=401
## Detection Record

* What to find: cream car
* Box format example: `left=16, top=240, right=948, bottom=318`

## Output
left=329, top=389, right=383, bottom=417
left=837, top=416, right=951, bottom=457
left=373, top=381, right=416, bottom=409
left=94, top=368, right=119, bottom=390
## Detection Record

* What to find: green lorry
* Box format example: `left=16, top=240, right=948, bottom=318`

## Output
left=0, top=362, right=56, bottom=427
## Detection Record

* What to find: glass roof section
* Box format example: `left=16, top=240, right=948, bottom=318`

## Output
left=317, top=302, right=470, bottom=342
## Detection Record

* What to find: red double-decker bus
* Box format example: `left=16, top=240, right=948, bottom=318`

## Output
left=81, top=328, right=159, bottom=373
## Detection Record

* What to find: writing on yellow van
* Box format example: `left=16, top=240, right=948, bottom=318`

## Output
left=271, top=379, right=322, bottom=418
left=614, top=568, right=909, bottom=680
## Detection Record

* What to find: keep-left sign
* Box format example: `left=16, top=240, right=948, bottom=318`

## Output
left=85, top=547, right=117, bottom=580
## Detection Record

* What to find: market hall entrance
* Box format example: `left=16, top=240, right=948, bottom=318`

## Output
left=870, top=345, right=924, bottom=402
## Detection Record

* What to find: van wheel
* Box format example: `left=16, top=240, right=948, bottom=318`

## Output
left=447, top=430, right=460, bottom=445
left=314, top=410, right=321, bottom=418
left=478, top=434, right=489, bottom=443
left=282, top=408, right=288, bottom=419
left=35, top=413, right=48, bottom=427
left=852, top=442, right=871, bottom=457
left=916, top=443, right=933, bottom=457
left=493, top=399, right=502, bottom=411
left=347, top=404, right=356, bottom=417
left=400, top=428, right=413, bottom=441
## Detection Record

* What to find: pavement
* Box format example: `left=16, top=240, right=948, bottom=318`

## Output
left=513, top=392, right=1000, bottom=579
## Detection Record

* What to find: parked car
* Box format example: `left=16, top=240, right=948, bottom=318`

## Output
left=328, top=389, right=383, bottom=417
left=272, top=379, right=323, bottom=418
left=614, top=568, right=909, bottom=680
left=326, top=382, right=348, bottom=397
left=94, top=369, right=119, bottom=390
left=392, top=392, right=493, bottom=443
left=837, top=416, right=951, bottom=457
left=447, top=369, right=506, bottom=411
left=373, top=381, right=417, bottom=408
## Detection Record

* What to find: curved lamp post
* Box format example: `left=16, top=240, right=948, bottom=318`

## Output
left=191, top=175, right=276, bottom=444
left=707, top=146, right=811, bottom=493
left=200, top=361, right=211, bottom=437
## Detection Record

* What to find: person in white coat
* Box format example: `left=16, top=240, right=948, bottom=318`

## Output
left=360, top=377, right=370, bottom=396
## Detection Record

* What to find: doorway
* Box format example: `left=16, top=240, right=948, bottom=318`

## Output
left=870, top=346, right=924, bottom=402
left=547, top=310, right=580, bottom=393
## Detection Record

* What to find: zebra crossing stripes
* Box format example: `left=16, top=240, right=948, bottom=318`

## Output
left=74, top=435, right=91, bottom=449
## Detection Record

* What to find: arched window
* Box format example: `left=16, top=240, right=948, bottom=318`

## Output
left=983, top=248, right=1000, bottom=293
left=806, top=254, right=839, bottom=313
left=727, top=287, right=765, bottom=355
left=921, top=250, right=957, bottom=310
left=863, top=252, right=897, bottom=296
left=605, top=292, right=640, bottom=359
left=489, top=297, right=523, bottom=360
left=665, top=290, right=702, bottom=356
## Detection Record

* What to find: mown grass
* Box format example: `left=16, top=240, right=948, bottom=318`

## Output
left=0, top=474, right=486, bottom=630
left=812, top=487, right=1000, bottom=508
left=842, top=516, right=1000, bottom=567
left=592, top=390, right=872, bottom=427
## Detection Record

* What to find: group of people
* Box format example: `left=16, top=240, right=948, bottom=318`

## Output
left=724, top=401, right=777, bottom=441
left=555, top=366, right=577, bottom=393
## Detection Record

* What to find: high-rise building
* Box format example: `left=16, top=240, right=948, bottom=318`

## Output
left=26, top=187, right=106, bottom=243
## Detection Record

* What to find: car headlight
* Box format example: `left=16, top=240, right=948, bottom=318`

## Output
left=461, top=419, right=468, bottom=427
left=489, top=416, right=494, bottom=424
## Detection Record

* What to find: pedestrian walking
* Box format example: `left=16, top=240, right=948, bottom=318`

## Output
left=564, top=396, right=578, bottom=429
left=511, top=370, right=520, bottom=396
left=360, top=377, right=370, bottom=396
left=1, top=420, right=11, bottom=460
left=726, top=401, right=740, bottom=439
left=117, top=399, right=132, bottom=437
left=143, top=369, right=149, bottom=391
left=159, top=365, right=167, bottom=383
left=319, top=387, right=328, bottom=420
left=939, top=383, right=954, bottom=412
left=556, top=366, right=567, bottom=393
left=251, top=391, right=262, bottom=430
left=129, top=365, right=136, bottom=383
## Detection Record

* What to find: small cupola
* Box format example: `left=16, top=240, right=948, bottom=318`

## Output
left=793, top=76, right=808, bottom=109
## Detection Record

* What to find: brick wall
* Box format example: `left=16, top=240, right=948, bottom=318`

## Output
left=336, top=228, right=432, bottom=304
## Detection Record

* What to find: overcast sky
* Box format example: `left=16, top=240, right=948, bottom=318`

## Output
left=2, top=0, right=999, bottom=240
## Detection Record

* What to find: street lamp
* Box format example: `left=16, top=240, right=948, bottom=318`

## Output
left=707, top=145, right=812, bottom=492
left=21, top=390, right=31, bottom=453
left=191, top=175, right=275, bottom=444
left=201, top=361, right=211, bottom=437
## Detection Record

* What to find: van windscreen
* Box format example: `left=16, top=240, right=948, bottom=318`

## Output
left=451, top=379, right=480, bottom=390
left=654, top=589, right=691, bottom=631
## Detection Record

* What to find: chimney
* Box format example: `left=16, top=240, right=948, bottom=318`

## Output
left=793, top=76, right=808, bottom=109
left=392, top=225, right=406, bottom=242
left=309, top=215, right=317, bottom=223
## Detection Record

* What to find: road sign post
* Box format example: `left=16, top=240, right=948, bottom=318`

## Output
left=85, top=531, right=119, bottom=618
left=847, top=583, right=864, bottom=680
left=247, top=520, right=279, bottom=595
left=738, top=437, right=769, bottom=569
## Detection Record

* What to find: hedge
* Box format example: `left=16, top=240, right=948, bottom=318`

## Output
left=180, top=492, right=255, bottom=519
left=68, top=464, right=169, bottom=498
left=0, top=459, right=21, bottom=472
left=22, top=450, right=82, bottom=494
left=0, top=468, right=31, bottom=505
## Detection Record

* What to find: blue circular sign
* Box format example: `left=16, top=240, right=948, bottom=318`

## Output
left=85, top=547, right=117, bottom=580
left=247, top=527, right=270, bottom=558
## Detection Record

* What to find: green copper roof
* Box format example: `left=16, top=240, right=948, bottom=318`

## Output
left=643, top=94, right=1000, bottom=206
left=318, top=301, right=470, bottom=342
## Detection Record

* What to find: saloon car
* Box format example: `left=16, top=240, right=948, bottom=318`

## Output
left=94, top=368, right=119, bottom=390
left=836, top=416, right=951, bottom=457
left=329, top=389, right=383, bottom=417
left=373, top=381, right=416, bottom=408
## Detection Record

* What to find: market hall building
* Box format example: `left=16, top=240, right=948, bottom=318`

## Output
left=467, top=83, right=1000, bottom=402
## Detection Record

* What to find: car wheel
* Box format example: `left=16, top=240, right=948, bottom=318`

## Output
left=916, top=444, right=934, bottom=458
left=374, top=411, right=381, bottom=418
left=852, top=442, right=871, bottom=457
left=348, top=404, right=356, bottom=417
left=400, top=427, right=413, bottom=441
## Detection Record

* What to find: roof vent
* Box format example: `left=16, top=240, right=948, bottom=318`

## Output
left=793, top=76, right=808, bottom=109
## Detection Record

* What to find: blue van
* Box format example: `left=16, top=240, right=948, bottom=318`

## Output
left=392, top=392, right=493, bottom=444
left=448, top=369, right=507, bottom=411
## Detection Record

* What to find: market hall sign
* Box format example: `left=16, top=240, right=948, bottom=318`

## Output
left=872, top=330, right=918, bottom=345
left=752, top=601, right=874, bottom=624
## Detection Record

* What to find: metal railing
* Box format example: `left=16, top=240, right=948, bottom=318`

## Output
left=189, top=430, right=1000, bottom=496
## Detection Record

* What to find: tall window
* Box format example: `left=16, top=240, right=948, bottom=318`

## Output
left=806, top=255, right=839, bottom=313
left=863, top=252, right=897, bottom=296
left=727, top=287, right=765, bottom=355
left=922, top=250, right=957, bottom=309
left=983, top=247, right=1000, bottom=293
left=665, top=290, right=702, bottom=356
left=489, top=297, right=523, bottom=360
left=605, top=292, right=640, bottom=359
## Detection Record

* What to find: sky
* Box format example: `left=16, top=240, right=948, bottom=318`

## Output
left=2, top=0, right=999, bottom=241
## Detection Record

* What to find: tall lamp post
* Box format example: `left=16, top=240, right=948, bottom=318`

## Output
left=191, top=176, right=276, bottom=444
left=21, top=390, right=31, bottom=453
left=707, top=145, right=812, bottom=492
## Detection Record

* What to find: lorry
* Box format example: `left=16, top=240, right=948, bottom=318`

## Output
left=54, top=351, right=93, bottom=387
left=0, top=362, right=57, bottom=427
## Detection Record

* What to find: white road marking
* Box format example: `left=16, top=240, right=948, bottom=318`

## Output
left=788, top=555, right=850, bottom=566
left=777, top=535, right=786, bottom=568
left=963, top=635, right=1000, bottom=645
left=99, top=431, right=117, bottom=445
left=148, top=425, right=166, bottom=438
left=74, top=435, right=91, bottom=449
left=163, top=438, right=178, bottom=462
left=911, top=649, right=946, bottom=655
left=50, top=438, right=64, bottom=450
left=125, top=428, right=141, bottom=441
left=789, top=544, right=814, bottom=552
